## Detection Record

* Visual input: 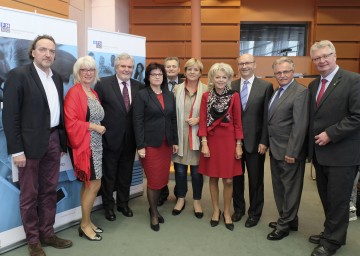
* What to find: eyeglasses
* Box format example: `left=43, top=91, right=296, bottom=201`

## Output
left=150, top=73, right=163, bottom=77
left=274, top=70, right=293, bottom=77
left=312, top=53, right=334, bottom=63
left=238, top=62, right=255, bottom=66
left=80, top=69, right=96, bottom=73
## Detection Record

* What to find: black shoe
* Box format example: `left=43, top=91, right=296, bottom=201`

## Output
left=210, top=210, right=221, bottom=227
left=311, top=245, right=336, bottom=256
left=245, top=217, right=259, bottom=228
left=223, top=213, right=234, bottom=231
left=309, top=232, right=324, bottom=244
left=194, top=210, right=204, bottom=219
left=231, top=210, right=245, bottom=222
left=150, top=214, right=160, bottom=232
left=105, top=209, right=116, bottom=221
left=117, top=206, right=133, bottom=217
left=268, top=221, right=298, bottom=231
left=267, top=229, right=289, bottom=240
left=78, top=227, right=102, bottom=241
left=172, top=201, right=186, bottom=216
left=148, top=208, right=164, bottom=223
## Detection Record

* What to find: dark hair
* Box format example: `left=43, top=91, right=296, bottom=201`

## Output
left=144, top=62, right=167, bottom=90
left=28, top=35, right=56, bottom=60
left=134, top=63, right=145, bottom=79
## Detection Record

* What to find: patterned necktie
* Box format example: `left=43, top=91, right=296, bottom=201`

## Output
left=240, top=80, right=249, bottom=109
left=122, top=81, right=130, bottom=112
left=269, top=87, right=283, bottom=115
left=316, top=79, right=327, bottom=106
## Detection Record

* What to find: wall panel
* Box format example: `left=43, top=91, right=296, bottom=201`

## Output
left=317, top=8, right=360, bottom=24
left=316, top=26, right=360, bottom=41
left=2, top=0, right=68, bottom=18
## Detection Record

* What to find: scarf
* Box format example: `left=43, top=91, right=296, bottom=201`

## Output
left=64, top=83, right=99, bottom=186
left=207, top=86, right=235, bottom=127
left=175, top=81, right=207, bottom=157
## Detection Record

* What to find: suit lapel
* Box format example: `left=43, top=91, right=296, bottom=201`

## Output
left=244, top=78, right=259, bottom=111
left=268, top=81, right=295, bottom=120
left=29, top=64, right=48, bottom=104
left=316, top=70, right=342, bottom=110
left=148, top=87, right=165, bottom=113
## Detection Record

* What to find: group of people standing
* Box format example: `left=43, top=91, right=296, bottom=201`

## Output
left=2, top=34, right=359, bottom=256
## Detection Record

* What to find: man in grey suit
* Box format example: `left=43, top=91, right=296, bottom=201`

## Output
left=231, top=54, right=273, bottom=227
left=308, top=40, right=360, bottom=256
left=267, top=57, right=309, bottom=241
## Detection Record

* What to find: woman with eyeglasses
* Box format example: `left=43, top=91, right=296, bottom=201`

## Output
left=133, top=62, right=178, bottom=231
left=64, top=56, right=106, bottom=241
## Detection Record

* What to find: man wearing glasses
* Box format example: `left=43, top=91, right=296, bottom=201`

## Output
left=2, top=35, right=72, bottom=256
left=307, top=40, right=360, bottom=256
left=231, top=54, right=273, bottom=227
left=95, top=53, right=144, bottom=222
left=266, top=57, right=309, bottom=241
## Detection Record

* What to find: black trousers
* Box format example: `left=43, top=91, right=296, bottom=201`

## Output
left=101, top=144, right=136, bottom=210
left=233, top=149, right=265, bottom=219
left=313, top=154, right=357, bottom=251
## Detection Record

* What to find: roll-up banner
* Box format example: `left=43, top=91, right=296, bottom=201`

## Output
left=87, top=28, right=146, bottom=198
left=0, top=7, right=78, bottom=253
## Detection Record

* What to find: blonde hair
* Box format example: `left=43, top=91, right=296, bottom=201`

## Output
left=184, top=58, right=204, bottom=73
left=73, top=56, right=99, bottom=86
left=207, top=63, right=234, bottom=91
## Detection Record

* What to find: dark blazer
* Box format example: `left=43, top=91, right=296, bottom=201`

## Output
left=133, top=86, right=178, bottom=149
left=268, top=80, right=309, bottom=161
left=94, top=76, right=144, bottom=152
left=2, top=63, right=67, bottom=158
left=308, top=68, right=360, bottom=166
left=232, top=77, right=273, bottom=153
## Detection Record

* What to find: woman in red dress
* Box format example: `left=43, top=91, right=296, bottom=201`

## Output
left=198, top=63, right=243, bottom=231
left=133, top=62, right=178, bottom=231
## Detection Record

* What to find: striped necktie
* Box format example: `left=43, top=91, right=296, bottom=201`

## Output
left=240, top=80, right=249, bottom=109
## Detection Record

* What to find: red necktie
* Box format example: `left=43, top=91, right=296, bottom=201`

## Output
left=122, top=82, right=130, bottom=112
left=316, top=79, right=327, bottom=106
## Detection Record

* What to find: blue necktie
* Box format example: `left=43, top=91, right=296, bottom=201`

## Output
left=269, top=87, right=283, bottom=115
left=240, top=80, right=249, bottom=109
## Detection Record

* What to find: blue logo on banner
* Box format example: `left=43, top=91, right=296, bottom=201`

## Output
left=93, top=40, right=102, bottom=49
left=0, top=22, right=10, bottom=33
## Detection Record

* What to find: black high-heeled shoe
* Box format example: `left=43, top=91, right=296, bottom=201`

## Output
left=194, top=210, right=204, bottom=219
left=210, top=210, right=221, bottom=227
left=150, top=216, right=160, bottom=232
left=93, top=226, right=103, bottom=233
left=172, top=201, right=186, bottom=216
left=78, top=227, right=102, bottom=241
left=148, top=208, right=164, bottom=223
left=223, top=213, right=234, bottom=231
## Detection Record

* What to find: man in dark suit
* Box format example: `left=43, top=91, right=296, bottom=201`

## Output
left=158, top=57, right=183, bottom=206
left=231, top=54, right=273, bottom=227
left=267, top=57, right=309, bottom=241
left=2, top=35, right=72, bottom=256
left=307, top=40, right=360, bottom=256
left=95, top=53, right=144, bottom=221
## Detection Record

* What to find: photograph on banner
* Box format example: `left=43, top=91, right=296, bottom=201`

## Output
left=0, top=37, right=79, bottom=234
left=87, top=28, right=146, bottom=197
